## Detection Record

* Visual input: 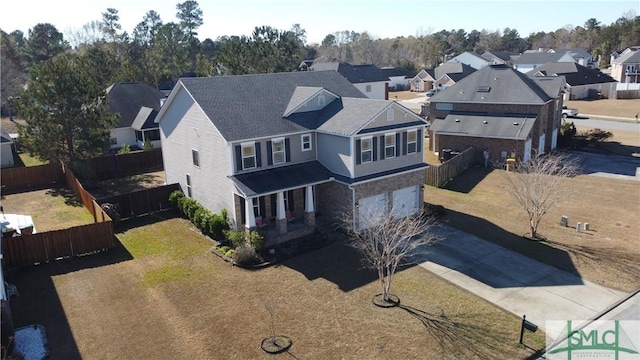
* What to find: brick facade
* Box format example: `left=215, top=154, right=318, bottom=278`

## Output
left=429, top=100, right=560, bottom=160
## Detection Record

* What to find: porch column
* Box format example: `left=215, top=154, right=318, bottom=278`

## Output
left=276, top=191, right=287, bottom=234
left=245, top=197, right=256, bottom=229
left=304, top=185, right=316, bottom=227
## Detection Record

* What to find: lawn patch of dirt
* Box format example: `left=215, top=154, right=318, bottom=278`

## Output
left=0, top=187, right=94, bottom=231
left=6, top=213, right=545, bottom=359
left=89, top=171, right=166, bottom=199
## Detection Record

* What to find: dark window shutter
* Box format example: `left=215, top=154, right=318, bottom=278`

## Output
left=240, top=197, right=246, bottom=225
left=402, top=132, right=408, bottom=155
left=255, top=143, right=262, bottom=167
left=396, top=133, right=401, bottom=157
left=270, top=194, right=277, bottom=217
left=235, top=145, right=242, bottom=171
left=285, top=138, right=291, bottom=162
left=372, top=137, right=378, bottom=161
left=259, top=197, right=266, bottom=217
left=417, top=129, right=422, bottom=152
left=380, top=135, right=385, bottom=160
left=266, top=141, right=273, bottom=166
left=288, top=190, right=295, bottom=212
left=355, top=139, right=361, bottom=164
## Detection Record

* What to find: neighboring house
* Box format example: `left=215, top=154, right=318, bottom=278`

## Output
left=428, top=64, right=565, bottom=163
left=310, top=62, right=390, bottom=100
left=528, top=62, right=618, bottom=100
left=433, top=62, right=476, bottom=90
left=410, top=69, right=437, bottom=92
left=1, top=131, right=15, bottom=168
left=611, top=47, right=640, bottom=84
left=380, top=66, right=416, bottom=91
left=106, top=82, right=167, bottom=151
left=549, top=48, right=597, bottom=68
left=447, top=52, right=491, bottom=70
left=481, top=51, right=518, bottom=66
left=513, top=51, right=576, bottom=73
left=157, top=71, right=429, bottom=243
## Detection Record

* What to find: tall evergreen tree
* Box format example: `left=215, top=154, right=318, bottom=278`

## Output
left=11, top=53, right=117, bottom=164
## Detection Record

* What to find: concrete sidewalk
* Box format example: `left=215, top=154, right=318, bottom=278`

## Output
left=410, top=225, right=628, bottom=339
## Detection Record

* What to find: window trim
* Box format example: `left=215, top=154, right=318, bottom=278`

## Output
left=407, top=130, right=418, bottom=154
left=271, top=137, right=285, bottom=165
left=386, top=108, right=394, bottom=122
left=360, top=136, right=373, bottom=164
left=252, top=198, right=260, bottom=217
left=301, top=134, right=312, bottom=152
left=241, top=142, right=256, bottom=170
left=192, top=149, right=200, bottom=167
left=385, top=132, right=396, bottom=159
left=185, top=174, right=192, bottom=197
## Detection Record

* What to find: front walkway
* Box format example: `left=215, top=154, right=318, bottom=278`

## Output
left=411, top=225, right=628, bottom=339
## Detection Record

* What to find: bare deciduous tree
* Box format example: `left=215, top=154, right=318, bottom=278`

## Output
left=344, top=206, right=440, bottom=304
left=504, top=152, right=580, bottom=239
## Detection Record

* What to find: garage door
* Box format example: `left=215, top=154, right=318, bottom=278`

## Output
left=392, top=186, right=419, bottom=219
left=358, top=193, right=387, bottom=230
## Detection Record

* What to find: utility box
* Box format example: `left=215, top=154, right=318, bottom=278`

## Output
left=560, top=215, right=568, bottom=227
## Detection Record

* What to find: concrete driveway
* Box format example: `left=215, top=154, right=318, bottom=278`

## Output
left=410, top=225, right=627, bottom=339
left=571, top=150, right=640, bottom=181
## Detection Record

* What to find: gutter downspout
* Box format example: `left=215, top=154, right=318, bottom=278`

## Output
left=349, top=184, right=356, bottom=231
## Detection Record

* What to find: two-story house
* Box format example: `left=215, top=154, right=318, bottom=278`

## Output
left=156, top=71, right=429, bottom=243
left=427, top=64, right=565, bottom=163
left=513, top=51, right=576, bottom=73
left=447, top=52, right=491, bottom=70
left=528, top=62, right=617, bottom=100
left=611, top=47, right=640, bottom=84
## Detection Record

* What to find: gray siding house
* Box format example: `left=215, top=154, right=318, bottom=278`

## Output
left=156, top=71, right=429, bottom=243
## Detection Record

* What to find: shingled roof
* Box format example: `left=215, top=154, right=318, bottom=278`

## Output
left=528, top=62, right=616, bottom=86
left=429, top=64, right=563, bottom=104
left=310, top=63, right=390, bottom=83
left=429, top=113, right=535, bottom=140
left=107, top=83, right=165, bottom=129
left=175, top=71, right=368, bottom=142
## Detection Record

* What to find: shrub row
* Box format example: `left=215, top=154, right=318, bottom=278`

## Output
left=169, top=190, right=230, bottom=239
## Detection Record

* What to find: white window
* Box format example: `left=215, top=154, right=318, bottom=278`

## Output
left=361, top=137, right=372, bottom=163
left=186, top=174, right=192, bottom=197
left=192, top=149, right=199, bottom=167
left=385, top=133, right=396, bottom=158
left=242, top=143, right=256, bottom=169
left=386, top=108, right=394, bottom=122
left=407, top=130, right=417, bottom=154
left=365, top=85, right=371, bottom=92
left=301, top=134, right=312, bottom=152
left=318, top=95, right=325, bottom=106
left=272, top=138, right=285, bottom=164
left=283, top=191, right=290, bottom=211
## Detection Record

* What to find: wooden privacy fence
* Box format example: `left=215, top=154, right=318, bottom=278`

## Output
left=86, top=149, right=163, bottom=180
left=0, top=161, right=64, bottom=190
left=425, top=147, right=476, bottom=187
left=1, top=222, right=115, bottom=268
left=97, top=183, right=180, bottom=219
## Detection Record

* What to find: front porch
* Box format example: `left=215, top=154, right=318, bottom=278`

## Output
left=233, top=185, right=319, bottom=246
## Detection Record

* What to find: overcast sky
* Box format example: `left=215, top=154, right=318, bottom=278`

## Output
left=1, top=0, right=637, bottom=44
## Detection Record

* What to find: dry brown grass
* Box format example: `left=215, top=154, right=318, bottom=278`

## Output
left=7, top=213, right=545, bottom=359
left=0, top=187, right=94, bottom=231
left=564, top=98, right=640, bottom=119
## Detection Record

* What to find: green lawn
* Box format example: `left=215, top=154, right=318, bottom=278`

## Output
left=18, top=152, right=48, bottom=167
